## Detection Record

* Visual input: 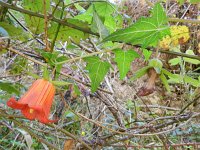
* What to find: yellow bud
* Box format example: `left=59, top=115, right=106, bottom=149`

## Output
left=81, top=131, right=85, bottom=136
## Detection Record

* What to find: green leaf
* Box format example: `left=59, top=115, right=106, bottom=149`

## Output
left=168, top=74, right=182, bottom=84
left=169, top=57, right=181, bottom=66
left=91, top=6, right=109, bottom=39
left=41, top=51, right=59, bottom=66
left=41, top=51, right=68, bottom=79
left=0, top=22, right=23, bottom=38
left=84, top=56, right=111, bottom=92
left=190, top=0, right=199, bottom=4
left=102, top=3, right=169, bottom=47
left=74, top=3, right=85, bottom=12
left=167, top=74, right=200, bottom=87
left=52, top=81, right=71, bottom=86
left=55, top=56, right=68, bottom=79
left=184, top=76, right=200, bottom=87
left=104, top=16, right=117, bottom=33
left=23, top=0, right=50, bottom=34
left=114, top=49, right=140, bottom=79
left=142, top=48, right=152, bottom=61
left=10, top=57, right=28, bottom=74
left=177, top=0, right=184, bottom=4
left=74, top=2, right=119, bottom=33
left=74, top=84, right=81, bottom=96
left=75, top=2, right=115, bottom=23
left=48, top=20, right=88, bottom=43
left=169, top=50, right=200, bottom=66
left=43, top=67, right=50, bottom=80
left=184, top=50, right=200, bottom=65
left=55, top=56, right=68, bottom=64
left=0, top=82, right=20, bottom=95
left=67, top=18, right=91, bottom=31
left=64, top=0, right=71, bottom=5
left=148, top=58, right=163, bottom=74
left=27, top=72, right=41, bottom=79
left=162, top=69, right=176, bottom=78
left=130, top=66, right=151, bottom=81
left=65, top=110, right=78, bottom=119
left=23, top=0, right=50, bottom=13
left=160, top=72, right=171, bottom=92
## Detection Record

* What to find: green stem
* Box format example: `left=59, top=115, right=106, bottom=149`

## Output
left=159, top=50, right=200, bottom=61
left=168, top=18, right=200, bottom=24
left=56, top=47, right=117, bottom=65
left=50, top=2, right=65, bottom=52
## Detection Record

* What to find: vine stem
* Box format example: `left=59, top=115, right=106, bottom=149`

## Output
left=50, top=1, right=64, bottom=52
left=56, top=47, right=117, bottom=65
left=158, top=49, right=200, bottom=61
left=7, top=47, right=113, bottom=94
left=0, top=1, right=98, bottom=35
left=43, top=0, right=50, bottom=51
left=0, top=1, right=199, bottom=38
left=168, top=18, right=200, bottom=24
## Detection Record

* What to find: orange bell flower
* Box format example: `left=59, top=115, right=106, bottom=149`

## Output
left=7, top=79, right=57, bottom=124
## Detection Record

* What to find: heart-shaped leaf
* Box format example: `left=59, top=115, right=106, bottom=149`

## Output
left=84, top=56, right=111, bottom=92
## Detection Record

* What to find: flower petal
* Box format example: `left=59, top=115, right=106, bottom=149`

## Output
left=18, top=79, right=41, bottom=104
left=7, top=97, right=26, bottom=109
left=21, top=107, right=36, bottom=120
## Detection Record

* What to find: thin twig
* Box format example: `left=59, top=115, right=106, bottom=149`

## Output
left=0, top=109, right=92, bottom=150
left=110, top=143, right=200, bottom=148
left=179, top=94, right=200, bottom=114
left=70, top=38, right=93, bottom=53
left=0, top=111, right=59, bottom=150
left=7, top=11, right=45, bottom=46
